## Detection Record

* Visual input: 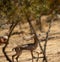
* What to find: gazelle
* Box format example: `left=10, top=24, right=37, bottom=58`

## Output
left=0, top=35, right=8, bottom=45
left=12, top=33, right=39, bottom=62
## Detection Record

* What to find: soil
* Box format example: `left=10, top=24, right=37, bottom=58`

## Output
left=0, top=20, right=60, bottom=62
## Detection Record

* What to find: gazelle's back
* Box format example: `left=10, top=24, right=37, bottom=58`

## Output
left=20, top=43, right=36, bottom=50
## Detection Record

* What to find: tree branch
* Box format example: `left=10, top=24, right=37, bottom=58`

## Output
left=43, top=18, right=53, bottom=62
left=2, top=20, right=20, bottom=62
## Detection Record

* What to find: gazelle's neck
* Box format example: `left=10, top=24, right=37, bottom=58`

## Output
left=34, top=35, right=38, bottom=46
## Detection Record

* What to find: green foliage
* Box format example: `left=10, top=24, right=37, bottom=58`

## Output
left=0, top=0, right=60, bottom=23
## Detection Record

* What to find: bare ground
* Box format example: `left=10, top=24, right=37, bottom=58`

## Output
left=0, top=21, right=60, bottom=62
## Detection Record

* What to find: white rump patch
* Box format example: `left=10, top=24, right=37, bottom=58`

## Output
left=3, top=36, right=8, bottom=39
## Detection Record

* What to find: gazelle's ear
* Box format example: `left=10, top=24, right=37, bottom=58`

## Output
left=3, top=36, right=8, bottom=39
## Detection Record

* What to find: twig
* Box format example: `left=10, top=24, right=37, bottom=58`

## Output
left=2, top=20, right=20, bottom=62
left=43, top=19, right=53, bottom=62
left=26, top=14, right=45, bottom=62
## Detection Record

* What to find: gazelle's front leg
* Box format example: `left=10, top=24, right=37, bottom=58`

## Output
left=31, top=51, right=34, bottom=62
left=36, top=52, right=40, bottom=62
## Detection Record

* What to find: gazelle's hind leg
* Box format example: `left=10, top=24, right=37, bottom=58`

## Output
left=15, top=50, right=22, bottom=62
left=12, top=53, right=17, bottom=62
left=16, top=54, right=20, bottom=62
